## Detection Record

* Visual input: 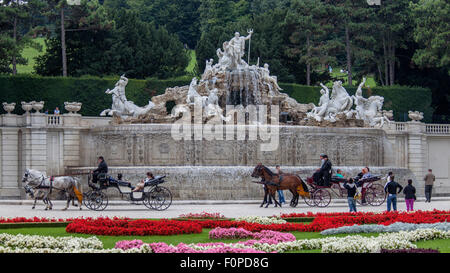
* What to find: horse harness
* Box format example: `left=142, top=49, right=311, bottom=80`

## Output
left=33, top=175, right=65, bottom=194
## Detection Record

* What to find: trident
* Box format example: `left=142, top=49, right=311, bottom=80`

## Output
left=247, top=29, right=253, bottom=64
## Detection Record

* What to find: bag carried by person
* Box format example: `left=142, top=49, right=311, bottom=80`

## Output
left=354, top=187, right=362, bottom=200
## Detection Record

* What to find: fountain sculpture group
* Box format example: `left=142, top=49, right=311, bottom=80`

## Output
left=100, top=31, right=392, bottom=129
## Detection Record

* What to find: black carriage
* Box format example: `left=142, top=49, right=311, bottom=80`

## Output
left=303, top=175, right=386, bottom=208
left=84, top=174, right=172, bottom=211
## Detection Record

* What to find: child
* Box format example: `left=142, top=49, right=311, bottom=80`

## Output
left=343, top=178, right=357, bottom=212
left=132, top=172, right=154, bottom=192
left=403, top=179, right=416, bottom=212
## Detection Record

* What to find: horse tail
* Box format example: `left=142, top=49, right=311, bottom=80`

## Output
left=72, top=178, right=83, bottom=203
left=295, top=175, right=310, bottom=198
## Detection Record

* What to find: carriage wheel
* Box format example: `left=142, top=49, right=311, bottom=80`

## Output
left=144, top=186, right=172, bottom=211
left=313, top=189, right=331, bottom=207
left=303, top=191, right=316, bottom=207
left=85, top=190, right=108, bottom=211
left=366, top=184, right=386, bottom=206
left=83, top=190, right=93, bottom=210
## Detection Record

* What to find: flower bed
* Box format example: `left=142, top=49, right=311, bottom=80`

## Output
left=0, top=217, right=74, bottom=223
left=64, top=211, right=450, bottom=236
left=177, top=212, right=227, bottom=220
left=114, top=229, right=450, bottom=253
left=209, top=227, right=296, bottom=243
left=380, top=248, right=440, bottom=253
left=234, top=216, right=287, bottom=225
left=321, top=222, right=450, bottom=235
left=279, top=210, right=450, bottom=219
left=66, top=218, right=202, bottom=236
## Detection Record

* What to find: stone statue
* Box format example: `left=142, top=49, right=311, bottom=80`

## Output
left=100, top=75, right=155, bottom=120
left=307, top=81, right=353, bottom=122
left=353, top=78, right=368, bottom=120
left=228, top=30, right=253, bottom=69
left=204, top=82, right=230, bottom=122
left=260, top=63, right=282, bottom=94
left=186, top=77, right=208, bottom=107
left=308, top=83, right=330, bottom=121
left=350, top=78, right=390, bottom=127
left=216, top=42, right=232, bottom=71
left=202, top=59, right=215, bottom=80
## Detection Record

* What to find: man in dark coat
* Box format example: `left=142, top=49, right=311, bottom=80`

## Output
left=92, top=156, right=108, bottom=183
left=314, top=154, right=332, bottom=186
left=319, top=155, right=332, bottom=186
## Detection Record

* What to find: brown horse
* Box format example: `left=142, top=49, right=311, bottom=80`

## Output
left=251, top=163, right=309, bottom=208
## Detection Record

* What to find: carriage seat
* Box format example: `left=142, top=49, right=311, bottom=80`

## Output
left=144, top=175, right=166, bottom=187
left=330, top=176, right=347, bottom=184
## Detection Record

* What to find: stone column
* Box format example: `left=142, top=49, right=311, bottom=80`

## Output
left=63, top=114, right=82, bottom=171
left=406, top=122, right=426, bottom=186
left=20, top=114, right=48, bottom=177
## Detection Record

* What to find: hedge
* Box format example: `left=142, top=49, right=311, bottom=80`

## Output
left=0, top=75, right=190, bottom=116
left=0, top=75, right=432, bottom=122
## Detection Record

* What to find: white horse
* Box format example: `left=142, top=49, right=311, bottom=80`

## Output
left=362, top=96, right=390, bottom=127
left=325, top=81, right=353, bottom=119
left=22, top=169, right=83, bottom=211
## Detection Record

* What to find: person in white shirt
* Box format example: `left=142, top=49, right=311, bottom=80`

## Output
left=133, top=172, right=154, bottom=192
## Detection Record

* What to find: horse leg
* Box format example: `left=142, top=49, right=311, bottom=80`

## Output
left=32, top=198, right=37, bottom=209
left=261, top=187, right=268, bottom=208
left=48, top=198, right=53, bottom=210
left=265, top=193, right=271, bottom=208
left=272, top=192, right=281, bottom=207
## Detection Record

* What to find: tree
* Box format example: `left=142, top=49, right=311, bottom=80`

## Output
left=284, top=0, right=335, bottom=85
left=411, top=0, right=450, bottom=74
left=0, top=0, right=42, bottom=74
left=126, top=0, right=201, bottom=49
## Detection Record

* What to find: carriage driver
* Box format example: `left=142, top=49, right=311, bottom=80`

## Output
left=91, top=156, right=108, bottom=184
left=314, top=154, right=332, bottom=186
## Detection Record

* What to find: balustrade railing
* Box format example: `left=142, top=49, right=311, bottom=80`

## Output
left=47, top=114, right=62, bottom=126
left=426, top=124, right=450, bottom=135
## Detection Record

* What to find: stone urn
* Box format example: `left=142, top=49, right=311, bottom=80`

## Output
left=408, top=110, right=424, bottom=122
left=64, top=102, right=82, bottom=114
left=2, top=102, right=16, bottom=114
left=31, top=101, right=45, bottom=113
left=21, top=101, right=33, bottom=114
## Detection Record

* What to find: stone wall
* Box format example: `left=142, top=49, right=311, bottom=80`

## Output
left=78, top=125, right=392, bottom=167
left=1, top=112, right=449, bottom=199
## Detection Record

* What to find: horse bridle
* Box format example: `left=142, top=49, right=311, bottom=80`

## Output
left=24, top=170, right=48, bottom=190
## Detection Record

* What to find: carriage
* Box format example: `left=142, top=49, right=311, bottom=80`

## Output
left=84, top=174, right=172, bottom=211
left=302, top=175, right=386, bottom=208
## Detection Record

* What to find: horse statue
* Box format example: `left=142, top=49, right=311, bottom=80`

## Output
left=22, top=169, right=83, bottom=211
left=251, top=163, right=309, bottom=208
left=352, top=78, right=390, bottom=127
left=325, top=81, right=353, bottom=119
left=100, top=75, right=155, bottom=120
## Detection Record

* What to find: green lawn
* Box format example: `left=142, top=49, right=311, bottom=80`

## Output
left=16, top=37, right=46, bottom=74
left=1, top=226, right=448, bottom=252
left=185, top=49, right=197, bottom=74
left=329, top=71, right=377, bottom=87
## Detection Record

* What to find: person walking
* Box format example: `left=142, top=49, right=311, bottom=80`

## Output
left=403, top=179, right=416, bottom=212
left=275, top=165, right=286, bottom=204
left=344, top=178, right=357, bottom=212
left=424, top=169, right=435, bottom=202
left=384, top=174, right=403, bottom=212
